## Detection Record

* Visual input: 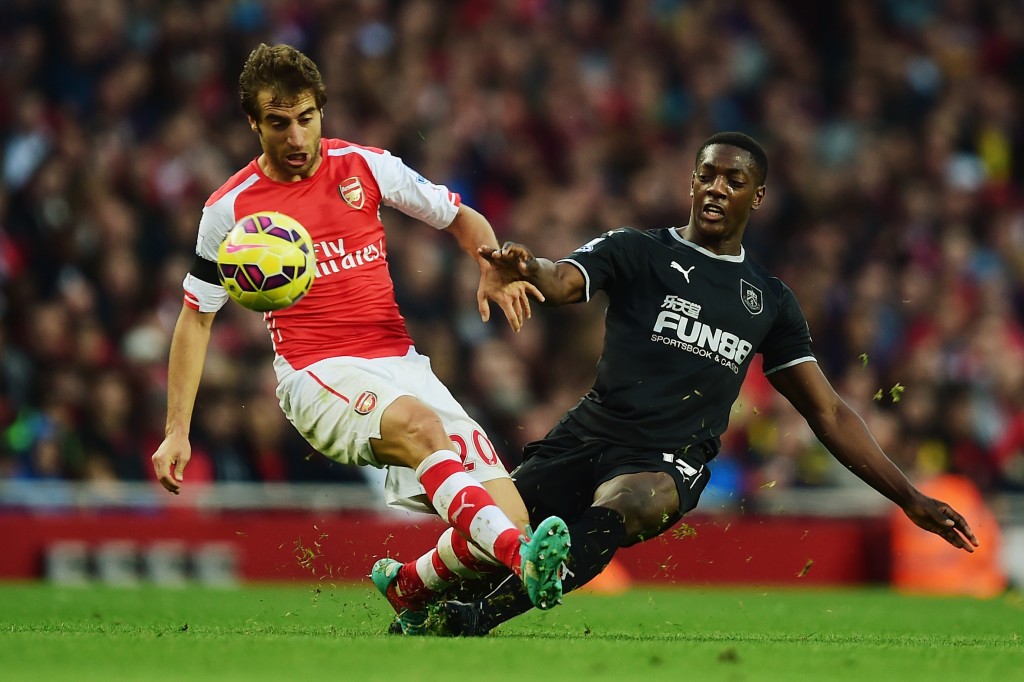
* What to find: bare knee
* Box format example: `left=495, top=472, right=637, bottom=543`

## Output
left=593, top=472, right=679, bottom=545
left=372, top=396, right=452, bottom=468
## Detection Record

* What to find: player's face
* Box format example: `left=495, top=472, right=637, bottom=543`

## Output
left=250, top=89, right=323, bottom=182
left=687, top=144, right=765, bottom=252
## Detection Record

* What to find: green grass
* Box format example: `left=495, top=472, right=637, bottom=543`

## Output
left=0, top=582, right=1020, bottom=682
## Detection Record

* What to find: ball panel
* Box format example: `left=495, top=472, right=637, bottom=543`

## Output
left=216, top=211, right=315, bottom=312
left=264, top=226, right=292, bottom=241
left=263, top=273, right=290, bottom=290
left=243, top=263, right=266, bottom=288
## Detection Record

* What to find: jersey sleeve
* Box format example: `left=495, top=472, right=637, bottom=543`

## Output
left=361, top=149, right=461, bottom=229
left=557, top=228, right=641, bottom=302
left=759, top=280, right=816, bottom=375
left=182, top=203, right=232, bottom=313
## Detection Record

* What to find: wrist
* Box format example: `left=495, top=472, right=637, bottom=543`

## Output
left=164, top=424, right=190, bottom=438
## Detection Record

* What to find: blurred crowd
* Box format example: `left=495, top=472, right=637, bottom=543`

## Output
left=2, top=0, right=1024, bottom=507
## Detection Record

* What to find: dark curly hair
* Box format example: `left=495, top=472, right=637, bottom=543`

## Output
left=239, top=43, right=327, bottom=121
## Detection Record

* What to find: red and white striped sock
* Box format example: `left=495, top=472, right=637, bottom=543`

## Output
left=392, top=528, right=503, bottom=605
left=416, top=450, right=523, bottom=573
left=438, top=526, right=503, bottom=575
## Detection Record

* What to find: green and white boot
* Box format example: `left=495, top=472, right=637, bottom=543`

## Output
left=370, top=558, right=428, bottom=635
left=518, top=517, right=571, bottom=610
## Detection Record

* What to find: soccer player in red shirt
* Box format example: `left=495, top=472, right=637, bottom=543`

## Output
left=149, top=44, right=570, bottom=630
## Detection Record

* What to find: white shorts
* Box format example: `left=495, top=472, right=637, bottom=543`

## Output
left=274, top=348, right=511, bottom=512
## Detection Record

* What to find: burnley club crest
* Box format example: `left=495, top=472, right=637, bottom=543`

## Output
left=740, top=279, right=763, bottom=315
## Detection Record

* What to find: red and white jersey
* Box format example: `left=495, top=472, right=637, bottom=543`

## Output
left=184, top=137, right=461, bottom=369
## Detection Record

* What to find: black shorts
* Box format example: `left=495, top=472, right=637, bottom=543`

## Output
left=510, top=421, right=712, bottom=525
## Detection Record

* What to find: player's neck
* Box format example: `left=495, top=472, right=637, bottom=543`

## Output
left=676, top=225, right=743, bottom=257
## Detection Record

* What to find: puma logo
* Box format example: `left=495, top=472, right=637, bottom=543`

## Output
left=450, top=491, right=476, bottom=524
left=670, top=261, right=695, bottom=283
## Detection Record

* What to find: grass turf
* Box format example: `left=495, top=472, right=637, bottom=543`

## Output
left=0, top=582, right=1020, bottom=682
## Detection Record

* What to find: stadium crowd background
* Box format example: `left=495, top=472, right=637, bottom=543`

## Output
left=1, top=0, right=1023, bottom=509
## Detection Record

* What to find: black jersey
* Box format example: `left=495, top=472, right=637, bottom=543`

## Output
left=557, top=227, right=814, bottom=459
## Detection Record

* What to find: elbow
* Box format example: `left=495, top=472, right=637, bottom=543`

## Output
left=545, top=277, right=586, bottom=306
left=810, top=402, right=855, bottom=441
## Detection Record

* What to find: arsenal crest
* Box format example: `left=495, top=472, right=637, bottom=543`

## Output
left=740, top=279, right=763, bottom=315
left=339, top=177, right=364, bottom=210
left=353, top=391, right=377, bottom=415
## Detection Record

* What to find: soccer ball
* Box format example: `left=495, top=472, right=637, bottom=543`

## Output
left=217, top=212, right=315, bottom=312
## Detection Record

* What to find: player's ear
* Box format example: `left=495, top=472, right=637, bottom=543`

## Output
left=751, top=185, right=765, bottom=210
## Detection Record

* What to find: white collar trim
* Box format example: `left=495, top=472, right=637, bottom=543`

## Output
left=668, top=229, right=746, bottom=262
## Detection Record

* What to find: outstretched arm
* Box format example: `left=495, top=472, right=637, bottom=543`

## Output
left=446, top=205, right=542, bottom=332
left=478, top=242, right=587, bottom=306
left=768, top=361, right=979, bottom=552
left=151, top=305, right=215, bottom=494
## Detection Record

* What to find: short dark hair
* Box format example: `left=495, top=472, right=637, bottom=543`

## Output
left=239, top=43, right=327, bottom=121
left=696, top=132, right=768, bottom=185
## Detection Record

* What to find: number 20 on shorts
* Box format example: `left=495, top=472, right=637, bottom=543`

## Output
left=448, top=430, right=500, bottom=471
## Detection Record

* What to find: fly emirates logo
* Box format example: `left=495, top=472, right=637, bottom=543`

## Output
left=651, top=295, right=752, bottom=373
left=312, top=237, right=384, bottom=278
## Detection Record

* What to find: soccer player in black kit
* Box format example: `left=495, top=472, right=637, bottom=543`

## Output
left=385, top=132, right=980, bottom=636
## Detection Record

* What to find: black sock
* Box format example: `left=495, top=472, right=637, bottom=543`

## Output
left=560, top=506, right=628, bottom=593
left=475, top=506, right=627, bottom=632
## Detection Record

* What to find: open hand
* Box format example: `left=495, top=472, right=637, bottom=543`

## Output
left=476, top=243, right=545, bottom=331
left=903, top=494, right=979, bottom=552
left=476, top=268, right=543, bottom=332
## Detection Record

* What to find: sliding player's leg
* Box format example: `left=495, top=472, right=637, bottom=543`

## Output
left=432, top=434, right=710, bottom=636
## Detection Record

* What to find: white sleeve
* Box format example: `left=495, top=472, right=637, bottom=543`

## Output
left=183, top=273, right=229, bottom=313
left=358, top=148, right=460, bottom=228
left=183, top=196, right=240, bottom=313
left=196, top=188, right=244, bottom=260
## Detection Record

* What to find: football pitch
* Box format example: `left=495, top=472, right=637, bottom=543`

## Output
left=0, top=583, right=1020, bottom=682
